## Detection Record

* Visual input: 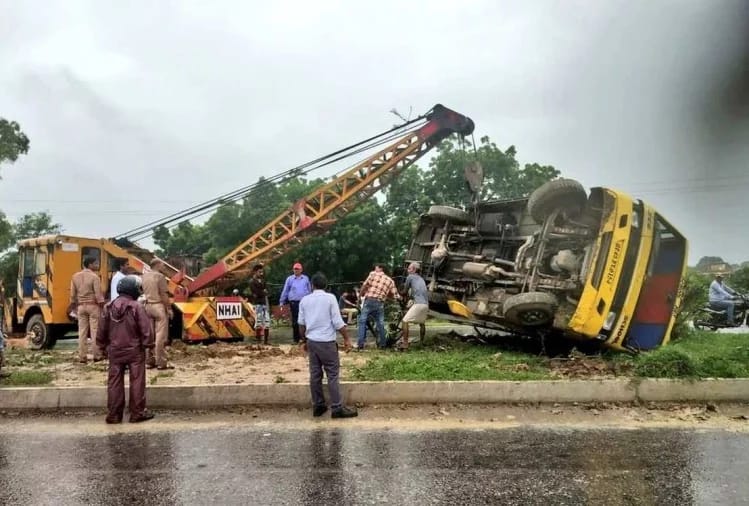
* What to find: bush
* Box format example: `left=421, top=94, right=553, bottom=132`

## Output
left=634, top=348, right=697, bottom=378
left=671, top=270, right=709, bottom=340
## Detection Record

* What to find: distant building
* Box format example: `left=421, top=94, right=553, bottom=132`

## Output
left=699, top=261, right=734, bottom=276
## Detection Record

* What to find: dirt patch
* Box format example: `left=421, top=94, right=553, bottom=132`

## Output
left=1, top=341, right=368, bottom=387
left=547, top=351, right=634, bottom=379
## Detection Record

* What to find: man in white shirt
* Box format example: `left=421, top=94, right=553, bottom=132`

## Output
left=709, top=274, right=738, bottom=325
left=110, top=259, right=129, bottom=301
left=298, top=272, right=358, bottom=419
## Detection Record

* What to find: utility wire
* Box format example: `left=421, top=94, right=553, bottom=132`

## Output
left=117, top=115, right=425, bottom=239
left=121, top=118, right=427, bottom=241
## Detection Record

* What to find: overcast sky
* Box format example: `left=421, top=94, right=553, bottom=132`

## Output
left=1, top=0, right=747, bottom=264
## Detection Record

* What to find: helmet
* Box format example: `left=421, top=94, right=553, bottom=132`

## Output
left=117, top=275, right=142, bottom=299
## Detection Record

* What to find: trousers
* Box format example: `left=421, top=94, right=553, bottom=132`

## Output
left=307, top=340, right=342, bottom=409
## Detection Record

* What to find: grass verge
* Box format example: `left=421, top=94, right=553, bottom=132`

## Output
left=346, top=339, right=550, bottom=381
left=0, top=370, right=54, bottom=386
left=613, top=330, right=749, bottom=379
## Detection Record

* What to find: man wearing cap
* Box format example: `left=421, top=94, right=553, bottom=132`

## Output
left=709, top=274, right=739, bottom=326
left=279, top=262, right=312, bottom=343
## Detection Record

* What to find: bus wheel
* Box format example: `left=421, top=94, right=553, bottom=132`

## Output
left=26, top=314, right=54, bottom=350
left=527, top=179, right=587, bottom=224
left=503, top=292, right=558, bottom=327
left=427, top=205, right=472, bottom=225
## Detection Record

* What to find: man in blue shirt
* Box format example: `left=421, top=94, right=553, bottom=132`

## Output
left=709, top=274, right=738, bottom=325
left=298, top=272, right=358, bottom=419
left=279, top=262, right=312, bottom=343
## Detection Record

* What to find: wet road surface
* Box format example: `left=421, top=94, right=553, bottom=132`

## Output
left=2, top=421, right=748, bottom=505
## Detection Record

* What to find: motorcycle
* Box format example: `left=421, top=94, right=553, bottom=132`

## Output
left=692, top=293, right=749, bottom=331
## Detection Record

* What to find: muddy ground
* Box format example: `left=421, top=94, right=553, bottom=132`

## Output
left=1, top=332, right=631, bottom=387
left=2, top=339, right=369, bottom=386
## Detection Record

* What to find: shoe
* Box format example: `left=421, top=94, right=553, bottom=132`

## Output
left=130, top=412, right=155, bottom=423
left=156, top=364, right=175, bottom=370
left=105, top=418, right=122, bottom=424
left=78, top=359, right=88, bottom=364
left=313, top=405, right=328, bottom=417
left=146, top=363, right=157, bottom=369
left=331, top=406, right=358, bottom=419
left=93, top=357, right=105, bottom=363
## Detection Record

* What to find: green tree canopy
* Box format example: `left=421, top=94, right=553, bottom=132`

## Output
left=0, top=212, right=62, bottom=289
left=0, top=118, right=30, bottom=174
left=151, top=134, right=558, bottom=291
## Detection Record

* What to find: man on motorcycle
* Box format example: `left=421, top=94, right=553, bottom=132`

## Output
left=709, top=274, right=738, bottom=325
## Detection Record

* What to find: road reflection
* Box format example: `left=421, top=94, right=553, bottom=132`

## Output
left=0, top=426, right=747, bottom=504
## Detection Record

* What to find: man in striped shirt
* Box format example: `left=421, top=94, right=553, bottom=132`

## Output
left=356, top=264, right=400, bottom=349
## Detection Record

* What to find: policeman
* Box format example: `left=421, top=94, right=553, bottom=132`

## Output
left=142, top=259, right=173, bottom=369
left=70, top=256, right=106, bottom=363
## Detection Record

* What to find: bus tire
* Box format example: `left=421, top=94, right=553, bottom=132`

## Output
left=427, top=205, right=472, bottom=225
left=503, top=292, right=558, bottom=327
left=26, top=314, right=54, bottom=350
left=528, top=178, right=587, bottom=224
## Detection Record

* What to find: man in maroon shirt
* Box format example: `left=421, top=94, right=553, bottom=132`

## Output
left=97, top=276, right=155, bottom=424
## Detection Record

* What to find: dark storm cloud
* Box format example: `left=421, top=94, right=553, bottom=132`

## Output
left=0, top=0, right=747, bottom=262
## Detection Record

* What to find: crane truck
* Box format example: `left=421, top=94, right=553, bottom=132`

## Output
left=1, top=104, right=475, bottom=349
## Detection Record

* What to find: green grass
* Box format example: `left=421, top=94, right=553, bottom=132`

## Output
left=346, top=340, right=550, bottom=381
left=0, top=370, right=53, bottom=386
left=613, top=330, right=749, bottom=379
left=4, top=348, right=66, bottom=367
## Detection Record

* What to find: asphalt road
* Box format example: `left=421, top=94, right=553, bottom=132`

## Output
left=2, top=421, right=748, bottom=505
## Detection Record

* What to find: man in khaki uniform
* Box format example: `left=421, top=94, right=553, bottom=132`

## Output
left=142, top=259, right=173, bottom=369
left=70, top=256, right=105, bottom=363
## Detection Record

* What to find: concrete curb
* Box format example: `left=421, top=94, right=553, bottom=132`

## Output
left=1, top=379, right=748, bottom=410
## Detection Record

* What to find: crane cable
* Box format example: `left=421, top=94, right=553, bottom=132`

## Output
left=116, top=114, right=429, bottom=241
left=123, top=120, right=426, bottom=242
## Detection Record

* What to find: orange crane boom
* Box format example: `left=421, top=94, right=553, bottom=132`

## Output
left=185, top=104, right=474, bottom=296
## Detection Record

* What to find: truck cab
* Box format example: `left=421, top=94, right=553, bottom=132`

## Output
left=2, top=235, right=130, bottom=349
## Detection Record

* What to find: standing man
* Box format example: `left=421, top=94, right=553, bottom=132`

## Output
left=249, top=263, right=271, bottom=344
left=279, top=262, right=312, bottom=344
left=96, top=275, right=155, bottom=424
left=400, top=262, right=429, bottom=350
left=709, top=274, right=738, bottom=326
left=298, top=272, right=358, bottom=419
left=110, top=258, right=128, bottom=300
left=70, top=256, right=106, bottom=363
left=142, top=258, right=173, bottom=370
left=356, top=264, right=400, bottom=350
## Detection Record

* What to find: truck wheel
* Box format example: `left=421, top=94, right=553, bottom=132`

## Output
left=26, top=314, right=54, bottom=350
left=527, top=179, right=587, bottom=224
left=503, top=292, right=558, bottom=327
left=427, top=205, right=472, bottom=225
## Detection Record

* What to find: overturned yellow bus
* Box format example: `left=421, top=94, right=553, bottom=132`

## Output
left=405, top=179, right=688, bottom=351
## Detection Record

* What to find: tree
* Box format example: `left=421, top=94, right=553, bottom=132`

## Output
left=13, top=212, right=62, bottom=241
left=0, top=212, right=62, bottom=290
left=0, top=211, right=12, bottom=251
left=422, top=135, right=560, bottom=207
left=0, top=118, right=30, bottom=174
left=728, top=266, right=749, bottom=293
left=143, top=134, right=559, bottom=293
